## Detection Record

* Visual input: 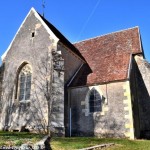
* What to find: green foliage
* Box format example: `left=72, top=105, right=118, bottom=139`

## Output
left=0, top=131, right=45, bottom=146
left=0, top=141, right=5, bottom=146
left=14, top=140, right=23, bottom=146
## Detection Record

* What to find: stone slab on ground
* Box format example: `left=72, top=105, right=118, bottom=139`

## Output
left=79, top=143, right=114, bottom=150
left=33, top=135, right=51, bottom=150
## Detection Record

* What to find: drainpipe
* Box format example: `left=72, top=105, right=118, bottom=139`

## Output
left=70, top=108, right=72, bottom=137
left=68, top=88, right=72, bottom=137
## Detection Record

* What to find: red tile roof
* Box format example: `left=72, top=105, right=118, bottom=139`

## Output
left=72, top=27, right=143, bottom=86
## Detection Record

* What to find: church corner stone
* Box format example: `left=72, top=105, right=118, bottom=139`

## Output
left=123, top=81, right=134, bottom=139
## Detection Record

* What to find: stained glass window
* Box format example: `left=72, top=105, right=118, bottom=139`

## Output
left=18, top=64, right=32, bottom=101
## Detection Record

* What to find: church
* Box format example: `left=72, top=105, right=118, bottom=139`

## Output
left=0, top=8, right=150, bottom=140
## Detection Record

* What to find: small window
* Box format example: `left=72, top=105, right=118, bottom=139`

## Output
left=31, top=32, right=35, bottom=38
left=17, top=64, right=32, bottom=101
left=89, top=88, right=102, bottom=112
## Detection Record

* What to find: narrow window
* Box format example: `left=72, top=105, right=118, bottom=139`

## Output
left=17, top=64, right=32, bottom=101
left=32, top=32, right=35, bottom=38
left=89, top=88, right=102, bottom=112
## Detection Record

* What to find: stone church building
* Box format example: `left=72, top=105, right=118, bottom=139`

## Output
left=0, top=8, right=150, bottom=139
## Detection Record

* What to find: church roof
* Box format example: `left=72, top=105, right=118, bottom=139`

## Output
left=71, top=27, right=143, bottom=86
left=1, top=8, right=144, bottom=86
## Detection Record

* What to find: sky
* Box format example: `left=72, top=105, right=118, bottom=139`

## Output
left=0, top=0, right=150, bottom=62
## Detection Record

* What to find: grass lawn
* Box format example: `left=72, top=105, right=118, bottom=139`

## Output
left=51, top=137, right=150, bottom=150
left=0, top=131, right=150, bottom=149
left=0, top=131, right=44, bottom=146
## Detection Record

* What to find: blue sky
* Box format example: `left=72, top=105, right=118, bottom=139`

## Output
left=0, top=0, right=150, bottom=62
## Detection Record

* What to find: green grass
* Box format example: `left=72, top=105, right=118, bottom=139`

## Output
left=0, top=131, right=44, bottom=146
left=51, top=137, right=150, bottom=150
left=1, top=131, right=150, bottom=149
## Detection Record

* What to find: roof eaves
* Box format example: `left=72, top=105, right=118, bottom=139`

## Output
left=39, top=15, right=86, bottom=62
left=138, top=27, right=145, bottom=58
left=69, top=78, right=130, bottom=89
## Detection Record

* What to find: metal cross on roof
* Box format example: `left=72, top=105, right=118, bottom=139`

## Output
left=42, top=0, right=45, bottom=17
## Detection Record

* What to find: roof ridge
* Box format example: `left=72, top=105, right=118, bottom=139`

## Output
left=73, top=26, right=139, bottom=44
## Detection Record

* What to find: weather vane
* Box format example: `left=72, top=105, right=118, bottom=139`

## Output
left=42, top=0, right=45, bottom=17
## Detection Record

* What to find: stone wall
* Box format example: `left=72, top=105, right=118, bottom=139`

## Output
left=57, top=43, right=83, bottom=136
left=0, top=11, right=64, bottom=133
left=134, top=55, right=150, bottom=138
left=58, top=42, right=83, bottom=84
left=0, top=10, right=83, bottom=135
left=69, top=81, right=134, bottom=139
left=129, top=58, right=141, bottom=138
left=0, top=63, right=4, bottom=119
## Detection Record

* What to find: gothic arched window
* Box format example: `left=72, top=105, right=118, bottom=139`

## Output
left=17, top=64, right=32, bottom=101
left=89, top=88, right=102, bottom=113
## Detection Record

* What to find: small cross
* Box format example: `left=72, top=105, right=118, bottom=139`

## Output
left=42, top=0, right=45, bottom=17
